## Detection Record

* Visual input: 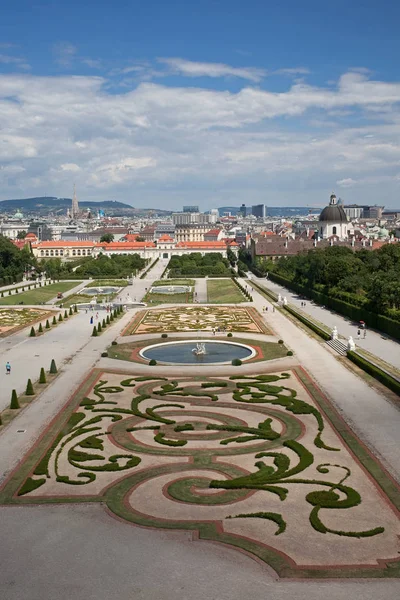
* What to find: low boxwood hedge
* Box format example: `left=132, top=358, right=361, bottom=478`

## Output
left=347, top=351, right=400, bottom=397
left=283, top=305, right=331, bottom=341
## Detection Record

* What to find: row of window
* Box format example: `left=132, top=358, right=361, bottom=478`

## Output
left=39, top=248, right=93, bottom=257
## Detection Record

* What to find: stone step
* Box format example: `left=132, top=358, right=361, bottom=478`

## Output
left=326, top=338, right=348, bottom=356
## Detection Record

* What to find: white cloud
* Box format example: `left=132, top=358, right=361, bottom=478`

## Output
left=81, top=58, right=102, bottom=69
left=0, top=53, right=30, bottom=70
left=53, top=42, right=78, bottom=67
left=272, top=67, right=310, bottom=76
left=337, top=178, right=358, bottom=187
left=60, top=163, right=81, bottom=172
left=0, top=70, right=399, bottom=206
left=157, top=58, right=267, bottom=82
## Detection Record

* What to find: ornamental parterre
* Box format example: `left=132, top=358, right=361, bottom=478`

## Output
left=124, top=306, right=268, bottom=335
left=2, top=368, right=399, bottom=579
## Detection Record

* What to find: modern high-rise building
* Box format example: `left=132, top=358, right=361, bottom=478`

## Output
left=251, top=204, right=267, bottom=219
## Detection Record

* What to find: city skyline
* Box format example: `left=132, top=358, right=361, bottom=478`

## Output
left=1, top=1, right=400, bottom=208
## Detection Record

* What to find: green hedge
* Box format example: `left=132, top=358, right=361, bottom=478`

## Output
left=347, top=351, right=400, bottom=397
left=283, top=305, right=331, bottom=340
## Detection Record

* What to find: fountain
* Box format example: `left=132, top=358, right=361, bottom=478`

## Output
left=192, top=342, right=206, bottom=355
left=140, top=339, right=256, bottom=365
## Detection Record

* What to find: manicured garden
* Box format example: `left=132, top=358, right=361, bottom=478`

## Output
left=2, top=368, right=398, bottom=580
left=85, top=279, right=128, bottom=288
left=107, top=336, right=289, bottom=364
left=0, top=307, right=55, bottom=337
left=123, top=306, right=269, bottom=335
left=167, top=253, right=233, bottom=278
left=0, top=281, right=81, bottom=305
left=207, top=279, right=246, bottom=303
left=143, top=279, right=194, bottom=305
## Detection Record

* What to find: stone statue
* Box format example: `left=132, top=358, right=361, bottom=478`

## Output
left=278, top=293, right=282, bottom=303
left=347, top=336, right=356, bottom=351
left=283, top=296, right=288, bottom=306
left=192, top=342, right=206, bottom=355
left=331, top=326, right=338, bottom=340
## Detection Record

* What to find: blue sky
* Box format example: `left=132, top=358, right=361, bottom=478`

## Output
left=1, top=0, right=400, bottom=209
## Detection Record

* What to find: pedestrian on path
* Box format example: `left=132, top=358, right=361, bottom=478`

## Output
left=357, top=329, right=361, bottom=340
left=363, top=329, right=367, bottom=339
left=6, top=361, right=11, bottom=375
left=96, top=312, right=99, bottom=320
left=90, top=316, right=93, bottom=325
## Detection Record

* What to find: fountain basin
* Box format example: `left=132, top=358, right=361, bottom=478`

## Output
left=139, top=340, right=256, bottom=365
left=150, top=285, right=192, bottom=294
left=80, top=286, right=120, bottom=296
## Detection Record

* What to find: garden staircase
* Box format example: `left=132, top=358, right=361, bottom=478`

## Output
left=326, top=338, right=347, bottom=356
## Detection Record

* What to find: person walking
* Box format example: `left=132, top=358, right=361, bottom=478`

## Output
left=90, top=316, right=93, bottom=325
left=6, top=361, right=11, bottom=375
left=357, top=329, right=361, bottom=340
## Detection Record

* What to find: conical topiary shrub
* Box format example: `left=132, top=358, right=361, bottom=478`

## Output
left=52, top=315, right=57, bottom=325
left=50, top=359, right=58, bottom=374
left=74, top=304, right=78, bottom=313
left=39, top=367, right=46, bottom=384
left=10, top=389, right=19, bottom=409
left=110, top=313, right=114, bottom=321
left=38, top=323, right=43, bottom=333
left=106, top=315, right=110, bottom=325
left=45, top=319, right=50, bottom=329
left=102, top=318, right=106, bottom=328
left=97, top=322, right=102, bottom=332
left=92, top=326, right=98, bottom=336
left=30, top=326, right=36, bottom=337
left=8, top=290, right=12, bottom=295
left=69, top=307, right=73, bottom=316
left=58, top=313, right=63, bottom=322
left=25, top=379, right=35, bottom=396
left=64, top=310, right=68, bottom=319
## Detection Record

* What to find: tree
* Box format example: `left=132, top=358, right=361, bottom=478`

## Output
left=100, top=233, right=114, bottom=243
left=50, top=359, right=58, bottom=373
left=10, top=389, right=19, bottom=409
left=136, top=236, right=145, bottom=242
left=25, top=379, right=35, bottom=396
left=16, top=231, right=27, bottom=240
left=39, top=367, right=46, bottom=384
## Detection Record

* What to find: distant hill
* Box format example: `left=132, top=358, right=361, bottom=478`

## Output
left=0, top=197, right=171, bottom=217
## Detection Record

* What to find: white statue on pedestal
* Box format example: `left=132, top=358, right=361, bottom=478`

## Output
left=283, top=296, right=288, bottom=306
left=331, top=326, right=338, bottom=340
left=347, top=336, right=356, bottom=351
left=278, top=293, right=282, bottom=303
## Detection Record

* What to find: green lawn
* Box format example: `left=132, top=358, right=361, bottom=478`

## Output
left=85, top=279, right=128, bottom=288
left=0, top=281, right=82, bottom=305
left=207, top=279, right=245, bottom=304
left=143, top=279, right=194, bottom=305
left=153, top=279, right=195, bottom=286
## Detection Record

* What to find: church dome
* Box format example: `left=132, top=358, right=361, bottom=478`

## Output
left=319, top=193, right=348, bottom=223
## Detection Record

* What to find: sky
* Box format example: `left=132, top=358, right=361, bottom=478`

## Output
left=1, top=0, right=400, bottom=210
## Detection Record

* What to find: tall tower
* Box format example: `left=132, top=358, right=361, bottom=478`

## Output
left=71, top=184, right=79, bottom=219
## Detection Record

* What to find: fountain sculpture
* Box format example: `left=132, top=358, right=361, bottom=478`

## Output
left=192, top=342, right=206, bottom=355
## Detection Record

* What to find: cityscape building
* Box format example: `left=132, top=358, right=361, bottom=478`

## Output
left=251, top=204, right=267, bottom=219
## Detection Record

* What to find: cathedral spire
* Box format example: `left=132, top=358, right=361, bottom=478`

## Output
left=71, top=183, right=79, bottom=219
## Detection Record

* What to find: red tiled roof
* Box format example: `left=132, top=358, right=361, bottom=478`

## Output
left=95, top=242, right=156, bottom=249
left=33, top=241, right=96, bottom=248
